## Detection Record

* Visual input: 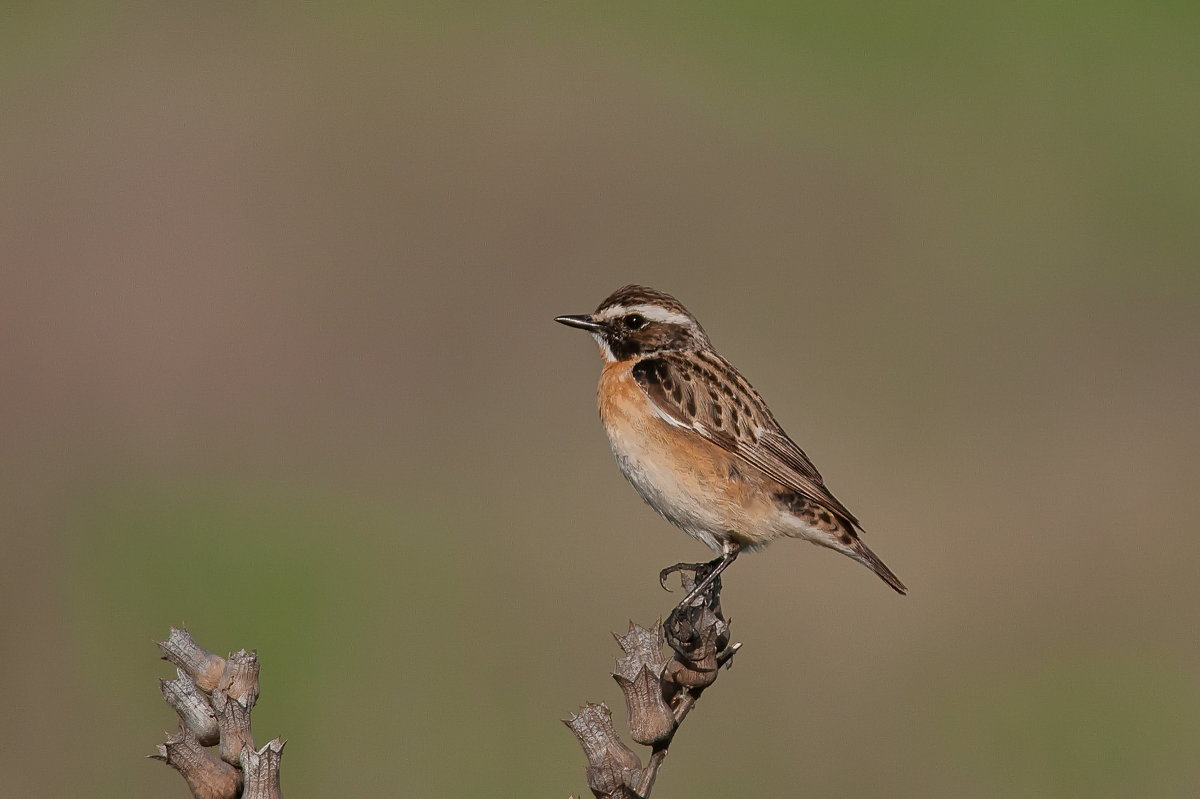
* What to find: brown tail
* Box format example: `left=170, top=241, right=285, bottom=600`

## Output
left=850, top=538, right=907, bottom=595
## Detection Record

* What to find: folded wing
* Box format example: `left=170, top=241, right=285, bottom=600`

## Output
left=631, top=353, right=863, bottom=529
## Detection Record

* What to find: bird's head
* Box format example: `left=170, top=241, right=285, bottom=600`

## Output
left=556, top=284, right=710, bottom=362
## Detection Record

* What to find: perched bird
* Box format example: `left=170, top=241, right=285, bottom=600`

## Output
left=556, top=285, right=905, bottom=603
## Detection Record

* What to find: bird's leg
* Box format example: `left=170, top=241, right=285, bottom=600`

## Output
left=658, top=558, right=720, bottom=591
left=663, top=542, right=741, bottom=610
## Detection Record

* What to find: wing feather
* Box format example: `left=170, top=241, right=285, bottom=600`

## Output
left=631, top=354, right=862, bottom=528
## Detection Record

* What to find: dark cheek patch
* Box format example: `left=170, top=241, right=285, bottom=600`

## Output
left=609, top=322, right=696, bottom=362
left=609, top=336, right=641, bottom=361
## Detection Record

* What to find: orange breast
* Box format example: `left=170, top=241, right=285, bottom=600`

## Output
left=596, top=360, right=779, bottom=549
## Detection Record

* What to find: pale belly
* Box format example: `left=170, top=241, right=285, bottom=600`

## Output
left=607, top=426, right=731, bottom=552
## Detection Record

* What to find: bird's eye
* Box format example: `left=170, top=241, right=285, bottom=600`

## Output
left=625, top=314, right=645, bottom=330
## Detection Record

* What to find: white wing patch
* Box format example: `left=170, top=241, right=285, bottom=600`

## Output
left=650, top=400, right=691, bottom=429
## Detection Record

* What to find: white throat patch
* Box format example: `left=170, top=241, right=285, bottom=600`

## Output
left=591, top=332, right=617, bottom=362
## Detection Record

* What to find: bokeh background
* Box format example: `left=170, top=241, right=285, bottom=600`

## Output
left=3, top=3, right=1198, bottom=797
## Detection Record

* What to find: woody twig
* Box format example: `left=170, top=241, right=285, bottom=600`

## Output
left=565, top=570, right=742, bottom=799
left=150, top=628, right=285, bottom=799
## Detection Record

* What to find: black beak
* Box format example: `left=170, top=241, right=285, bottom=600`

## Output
left=555, top=314, right=605, bottom=333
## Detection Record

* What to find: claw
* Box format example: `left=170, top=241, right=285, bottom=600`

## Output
left=662, top=548, right=740, bottom=614
left=658, top=561, right=701, bottom=591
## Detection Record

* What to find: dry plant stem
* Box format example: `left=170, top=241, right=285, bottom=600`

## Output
left=152, top=728, right=241, bottom=799
left=567, top=569, right=741, bottom=799
left=241, top=740, right=286, bottom=799
left=150, top=628, right=285, bottom=799
left=638, top=750, right=668, bottom=798
left=161, top=669, right=220, bottom=746
left=638, top=691, right=699, bottom=797
left=159, top=627, right=227, bottom=692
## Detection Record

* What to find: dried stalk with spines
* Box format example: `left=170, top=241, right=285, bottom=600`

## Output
left=150, top=628, right=285, bottom=799
left=566, top=568, right=742, bottom=798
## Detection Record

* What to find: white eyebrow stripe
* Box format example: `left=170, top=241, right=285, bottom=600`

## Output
left=598, top=304, right=694, bottom=327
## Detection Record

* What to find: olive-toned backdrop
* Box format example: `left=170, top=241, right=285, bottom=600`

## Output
left=3, top=3, right=1198, bottom=796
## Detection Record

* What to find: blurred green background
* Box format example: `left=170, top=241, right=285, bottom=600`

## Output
left=2, top=2, right=1198, bottom=797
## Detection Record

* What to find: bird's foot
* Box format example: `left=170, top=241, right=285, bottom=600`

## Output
left=658, top=556, right=724, bottom=592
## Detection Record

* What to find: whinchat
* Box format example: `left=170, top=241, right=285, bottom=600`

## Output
left=557, top=285, right=905, bottom=602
